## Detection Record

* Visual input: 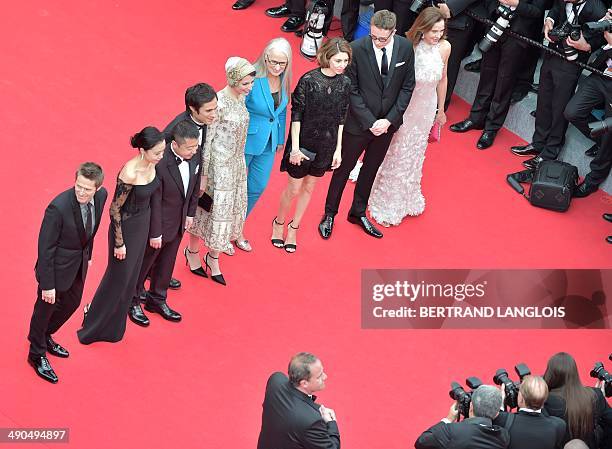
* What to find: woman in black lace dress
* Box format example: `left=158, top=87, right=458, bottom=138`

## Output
left=78, top=127, right=165, bottom=344
left=272, top=38, right=352, bottom=253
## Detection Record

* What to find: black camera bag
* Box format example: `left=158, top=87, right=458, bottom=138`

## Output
left=507, top=160, right=578, bottom=212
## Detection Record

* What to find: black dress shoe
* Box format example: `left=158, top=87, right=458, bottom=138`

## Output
left=530, top=110, right=536, bottom=117
left=28, top=356, right=58, bottom=384
left=46, top=335, right=69, bottom=358
left=464, top=59, right=481, bottom=72
left=128, top=304, right=150, bottom=327
left=232, top=0, right=254, bottom=9
left=281, top=16, right=305, bottom=32
left=476, top=131, right=497, bottom=150
left=168, top=277, right=181, bottom=290
left=265, top=4, right=291, bottom=17
left=603, top=213, right=612, bottom=222
left=573, top=181, right=599, bottom=198
left=347, top=215, right=383, bottom=238
left=318, top=214, right=334, bottom=240
left=144, top=302, right=182, bottom=322
left=510, top=89, right=528, bottom=104
left=523, top=156, right=544, bottom=170
left=585, top=144, right=599, bottom=157
left=511, top=143, right=541, bottom=157
left=607, top=236, right=612, bottom=244
left=449, top=119, right=483, bottom=133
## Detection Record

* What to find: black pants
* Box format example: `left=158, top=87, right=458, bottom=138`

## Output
left=513, top=39, right=541, bottom=95
left=341, top=0, right=361, bottom=41
left=325, top=130, right=395, bottom=216
left=28, top=271, right=85, bottom=358
left=374, top=0, right=418, bottom=36
left=287, top=0, right=336, bottom=33
left=565, top=74, right=612, bottom=185
left=469, top=38, right=524, bottom=132
left=132, top=232, right=182, bottom=307
left=533, top=54, right=581, bottom=159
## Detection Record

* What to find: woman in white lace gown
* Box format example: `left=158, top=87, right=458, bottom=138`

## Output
left=368, top=8, right=451, bottom=226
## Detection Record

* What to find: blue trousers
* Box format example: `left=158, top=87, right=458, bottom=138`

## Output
left=245, top=141, right=276, bottom=216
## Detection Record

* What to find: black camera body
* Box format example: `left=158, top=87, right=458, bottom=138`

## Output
left=548, top=22, right=582, bottom=42
left=583, top=19, right=612, bottom=33
left=449, top=376, right=483, bottom=420
left=590, top=356, right=612, bottom=398
left=493, top=363, right=531, bottom=410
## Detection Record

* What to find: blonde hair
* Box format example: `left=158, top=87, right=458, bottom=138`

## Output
left=225, top=57, right=256, bottom=87
left=253, top=38, right=293, bottom=104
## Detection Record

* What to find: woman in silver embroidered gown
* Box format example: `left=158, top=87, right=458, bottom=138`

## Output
left=368, top=8, right=451, bottom=226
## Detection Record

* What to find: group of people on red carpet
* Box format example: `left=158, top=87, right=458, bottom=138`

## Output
left=27, top=8, right=455, bottom=384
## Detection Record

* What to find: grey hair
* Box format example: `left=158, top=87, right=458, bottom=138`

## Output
left=563, top=440, right=589, bottom=449
left=471, top=385, right=503, bottom=419
left=253, top=37, right=292, bottom=106
left=288, top=352, right=318, bottom=387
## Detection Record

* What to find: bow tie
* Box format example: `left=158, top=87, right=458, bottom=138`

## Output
left=175, top=156, right=185, bottom=165
left=310, top=395, right=317, bottom=402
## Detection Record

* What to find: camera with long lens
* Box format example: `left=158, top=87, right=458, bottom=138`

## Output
left=493, top=363, right=531, bottom=409
left=548, top=22, right=582, bottom=61
left=589, top=117, right=612, bottom=138
left=589, top=354, right=612, bottom=398
left=583, top=19, right=612, bottom=33
left=479, top=4, right=516, bottom=53
left=449, top=376, right=483, bottom=420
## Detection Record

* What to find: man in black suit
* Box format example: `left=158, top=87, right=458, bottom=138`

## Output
left=415, top=385, right=510, bottom=449
left=511, top=0, right=608, bottom=169
left=129, top=120, right=203, bottom=326
left=27, top=162, right=107, bottom=383
left=494, top=376, right=566, bottom=449
left=257, top=353, right=340, bottom=449
left=319, top=9, right=415, bottom=239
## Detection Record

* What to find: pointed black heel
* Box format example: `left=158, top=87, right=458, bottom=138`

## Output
left=284, top=221, right=299, bottom=253
left=271, top=217, right=285, bottom=248
left=184, top=248, right=208, bottom=278
left=204, top=252, right=226, bottom=286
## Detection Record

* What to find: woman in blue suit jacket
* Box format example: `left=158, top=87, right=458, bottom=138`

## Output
left=236, top=38, right=292, bottom=252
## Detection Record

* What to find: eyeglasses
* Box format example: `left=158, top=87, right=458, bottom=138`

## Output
left=369, top=30, right=395, bottom=43
left=266, top=57, right=288, bottom=68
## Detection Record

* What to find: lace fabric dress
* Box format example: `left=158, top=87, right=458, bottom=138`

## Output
left=190, top=88, right=248, bottom=252
left=368, top=41, right=443, bottom=225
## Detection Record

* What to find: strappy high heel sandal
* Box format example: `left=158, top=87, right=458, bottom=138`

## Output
left=284, top=221, right=299, bottom=253
left=204, top=253, right=226, bottom=286
left=271, top=217, right=285, bottom=248
left=184, top=248, right=208, bottom=277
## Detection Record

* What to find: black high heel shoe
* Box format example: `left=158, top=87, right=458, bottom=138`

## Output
left=204, top=253, right=226, bottom=286
left=271, top=217, right=285, bottom=248
left=284, top=221, right=299, bottom=253
left=184, top=248, right=208, bottom=278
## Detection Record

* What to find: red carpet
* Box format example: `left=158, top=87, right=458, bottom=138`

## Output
left=1, top=1, right=610, bottom=448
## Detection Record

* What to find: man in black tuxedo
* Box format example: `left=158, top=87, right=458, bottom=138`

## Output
left=319, top=9, right=415, bottom=239
left=257, top=353, right=340, bottom=449
left=494, top=376, right=566, bottom=449
left=415, top=385, right=510, bottom=449
left=129, top=120, right=202, bottom=326
left=27, top=162, right=107, bottom=383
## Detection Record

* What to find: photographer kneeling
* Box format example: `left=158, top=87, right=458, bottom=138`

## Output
left=494, top=376, right=566, bottom=449
left=414, top=385, right=510, bottom=449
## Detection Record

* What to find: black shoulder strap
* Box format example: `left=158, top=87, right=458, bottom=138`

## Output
left=506, top=169, right=535, bottom=200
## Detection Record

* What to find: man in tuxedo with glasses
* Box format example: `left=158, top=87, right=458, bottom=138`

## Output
left=27, top=162, right=107, bottom=383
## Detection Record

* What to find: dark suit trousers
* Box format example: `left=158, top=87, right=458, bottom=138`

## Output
left=565, top=74, right=612, bottom=185
left=28, top=271, right=85, bottom=358
left=133, top=233, right=182, bottom=307
left=533, top=54, right=581, bottom=159
left=325, top=130, right=394, bottom=216
left=374, top=0, right=417, bottom=36
left=469, top=38, right=524, bottom=132
left=341, top=0, right=361, bottom=41
left=444, top=22, right=482, bottom=110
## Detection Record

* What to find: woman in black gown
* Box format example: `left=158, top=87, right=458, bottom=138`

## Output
left=78, top=127, right=164, bottom=344
left=271, top=37, right=352, bottom=253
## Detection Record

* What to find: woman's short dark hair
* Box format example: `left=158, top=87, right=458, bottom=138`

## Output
left=406, top=7, right=447, bottom=44
left=185, top=83, right=217, bottom=115
left=75, top=162, right=104, bottom=187
left=130, top=126, right=164, bottom=151
left=317, top=37, right=352, bottom=68
left=172, top=119, right=200, bottom=144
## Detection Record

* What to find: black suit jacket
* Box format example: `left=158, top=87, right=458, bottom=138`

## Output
left=35, top=187, right=107, bottom=291
left=257, top=372, right=340, bottom=449
left=164, top=111, right=207, bottom=151
left=494, top=410, right=566, bottom=449
left=149, top=144, right=201, bottom=243
left=344, top=35, right=415, bottom=135
left=415, top=417, right=510, bottom=449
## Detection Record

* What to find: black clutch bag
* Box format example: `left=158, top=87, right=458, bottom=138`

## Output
left=198, top=192, right=213, bottom=212
left=299, top=147, right=317, bottom=161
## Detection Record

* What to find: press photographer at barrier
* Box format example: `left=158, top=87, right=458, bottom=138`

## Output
left=414, top=352, right=612, bottom=449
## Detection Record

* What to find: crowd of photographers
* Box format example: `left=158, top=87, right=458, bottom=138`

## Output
left=414, top=352, right=612, bottom=449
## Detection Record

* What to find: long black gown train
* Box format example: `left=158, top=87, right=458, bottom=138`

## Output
left=77, top=177, right=159, bottom=344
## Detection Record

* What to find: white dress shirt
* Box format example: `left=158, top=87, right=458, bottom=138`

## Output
left=372, top=37, right=395, bottom=74
left=172, top=148, right=190, bottom=197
